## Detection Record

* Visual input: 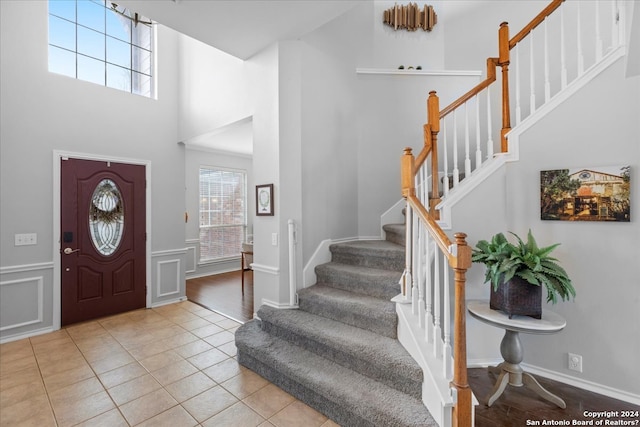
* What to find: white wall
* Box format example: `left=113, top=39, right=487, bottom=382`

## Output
left=507, top=59, right=640, bottom=398
left=447, top=57, right=639, bottom=401
left=0, top=1, right=185, bottom=340
left=372, top=1, right=446, bottom=69
left=298, top=4, right=369, bottom=262
left=442, top=1, right=548, bottom=71
left=177, top=34, right=252, bottom=142
left=246, top=44, right=282, bottom=310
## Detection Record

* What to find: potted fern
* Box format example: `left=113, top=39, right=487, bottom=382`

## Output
left=471, top=229, right=576, bottom=319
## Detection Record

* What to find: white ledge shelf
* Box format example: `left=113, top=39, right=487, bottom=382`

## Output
left=356, top=68, right=482, bottom=77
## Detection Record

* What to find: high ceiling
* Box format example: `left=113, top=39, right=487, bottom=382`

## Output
left=116, top=0, right=362, bottom=60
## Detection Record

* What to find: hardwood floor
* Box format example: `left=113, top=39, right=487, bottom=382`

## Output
left=186, top=270, right=253, bottom=323
left=468, top=367, right=640, bottom=426
left=186, top=272, right=639, bottom=425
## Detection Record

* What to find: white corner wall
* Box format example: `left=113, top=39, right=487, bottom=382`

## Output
left=177, top=34, right=252, bottom=142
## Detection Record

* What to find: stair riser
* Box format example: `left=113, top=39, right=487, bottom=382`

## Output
left=259, top=318, right=422, bottom=398
left=315, top=265, right=400, bottom=299
left=298, top=295, right=397, bottom=339
left=237, top=351, right=376, bottom=427
left=383, top=224, right=406, bottom=247
left=331, top=251, right=404, bottom=271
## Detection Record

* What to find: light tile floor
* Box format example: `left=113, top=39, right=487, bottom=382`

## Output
left=0, top=301, right=341, bottom=427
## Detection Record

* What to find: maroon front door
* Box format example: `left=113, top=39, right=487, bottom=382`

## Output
left=61, top=158, right=146, bottom=326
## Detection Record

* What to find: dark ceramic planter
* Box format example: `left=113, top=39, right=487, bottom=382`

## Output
left=490, top=275, right=542, bottom=319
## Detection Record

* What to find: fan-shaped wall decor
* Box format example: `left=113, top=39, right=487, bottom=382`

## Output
left=383, top=3, right=437, bottom=32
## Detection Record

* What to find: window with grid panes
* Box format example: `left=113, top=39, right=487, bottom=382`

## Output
left=48, top=0, right=154, bottom=97
left=199, top=167, right=247, bottom=262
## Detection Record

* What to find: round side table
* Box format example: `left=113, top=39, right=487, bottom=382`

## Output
left=467, top=300, right=567, bottom=408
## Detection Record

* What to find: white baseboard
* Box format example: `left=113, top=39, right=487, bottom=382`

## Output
left=150, top=296, right=187, bottom=308
left=522, top=363, right=640, bottom=406
left=0, top=326, right=55, bottom=345
left=468, top=358, right=640, bottom=405
left=261, top=299, right=298, bottom=310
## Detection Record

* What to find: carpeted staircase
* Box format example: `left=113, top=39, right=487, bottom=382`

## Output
left=235, top=225, right=437, bottom=426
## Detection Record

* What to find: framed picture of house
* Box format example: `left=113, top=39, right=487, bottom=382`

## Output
left=256, top=184, right=274, bottom=216
left=540, top=165, right=630, bottom=222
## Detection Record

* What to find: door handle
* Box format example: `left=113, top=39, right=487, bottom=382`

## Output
left=63, top=247, right=80, bottom=255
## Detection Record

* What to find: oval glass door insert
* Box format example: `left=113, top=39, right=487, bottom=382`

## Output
left=89, top=179, right=124, bottom=256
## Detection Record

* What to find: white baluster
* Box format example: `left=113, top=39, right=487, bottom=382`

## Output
left=452, top=111, right=460, bottom=186
left=442, top=260, right=452, bottom=380
left=611, top=0, right=619, bottom=49
left=544, top=19, right=551, bottom=102
left=486, top=87, right=494, bottom=159
left=433, top=250, right=442, bottom=358
left=475, top=94, right=482, bottom=169
left=442, top=118, right=449, bottom=196
left=403, top=204, right=412, bottom=302
left=417, top=198, right=426, bottom=328
left=595, top=0, right=603, bottom=61
left=529, top=31, right=536, bottom=115
left=411, top=209, right=419, bottom=312
left=577, top=1, right=584, bottom=75
left=464, top=102, right=471, bottom=179
left=424, top=237, right=433, bottom=343
left=560, top=6, right=567, bottom=89
left=514, top=44, right=522, bottom=124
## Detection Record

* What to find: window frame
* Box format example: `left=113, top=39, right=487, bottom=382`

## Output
left=48, top=0, right=155, bottom=98
left=198, top=165, right=248, bottom=264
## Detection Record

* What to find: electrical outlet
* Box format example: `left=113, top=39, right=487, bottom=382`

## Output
left=568, top=353, right=583, bottom=372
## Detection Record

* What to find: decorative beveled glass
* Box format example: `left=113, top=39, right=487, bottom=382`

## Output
left=89, top=179, right=124, bottom=256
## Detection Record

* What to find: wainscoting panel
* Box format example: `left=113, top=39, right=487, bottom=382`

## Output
left=185, top=239, right=198, bottom=274
left=0, top=263, right=54, bottom=343
left=0, top=277, right=43, bottom=331
left=151, top=249, right=186, bottom=305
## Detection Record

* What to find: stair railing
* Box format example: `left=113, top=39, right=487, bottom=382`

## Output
left=401, top=148, right=473, bottom=427
left=417, top=0, right=624, bottom=211
left=398, top=1, right=625, bottom=425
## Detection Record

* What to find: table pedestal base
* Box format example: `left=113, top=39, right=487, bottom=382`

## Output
left=486, top=330, right=566, bottom=408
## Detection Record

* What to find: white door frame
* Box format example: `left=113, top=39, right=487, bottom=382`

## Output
left=52, top=150, right=152, bottom=330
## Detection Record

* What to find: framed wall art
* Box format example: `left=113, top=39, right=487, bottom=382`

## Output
left=540, top=165, right=630, bottom=222
left=256, top=184, right=274, bottom=216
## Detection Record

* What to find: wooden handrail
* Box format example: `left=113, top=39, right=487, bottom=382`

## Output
left=406, top=195, right=453, bottom=260
left=509, top=0, right=564, bottom=48
left=440, top=57, right=498, bottom=119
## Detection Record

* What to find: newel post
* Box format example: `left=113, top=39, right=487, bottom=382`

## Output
left=427, top=91, right=441, bottom=218
left=400, top=148, right=415, bottom=300
left=401, top=147, right=415, bottom=198
left=498, top=21, right=512, bottom=153
left=451, top=232, right=473, bottom=427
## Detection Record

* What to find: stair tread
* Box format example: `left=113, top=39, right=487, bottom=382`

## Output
left=257, top=305, right=421, bottom=381
left=298, top=284, right=397, bottom=337
left=299, top=284, right=395, bottom=311
left=236, top=321, right=437, bottom=427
